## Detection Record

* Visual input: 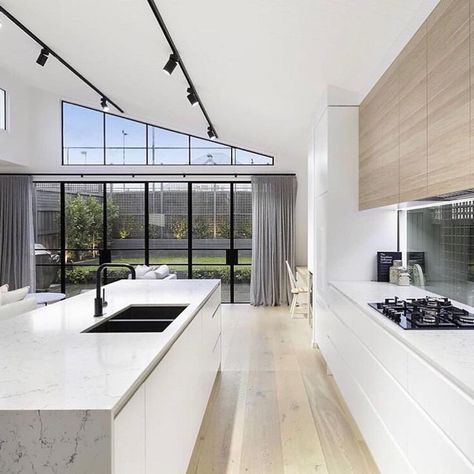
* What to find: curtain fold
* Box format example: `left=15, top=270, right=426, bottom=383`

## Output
left=250, top=175, right=297, bottom=306
left=0, top=175, right=35, bottom=290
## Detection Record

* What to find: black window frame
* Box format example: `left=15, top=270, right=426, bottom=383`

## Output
left=33, top=179, right=253, bottom=303
left=61, top=101, right=274, bottom=167
left=0, top=88, right=6, bottom=131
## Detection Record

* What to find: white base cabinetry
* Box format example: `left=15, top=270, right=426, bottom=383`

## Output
left=316, top=285, right=474, bottom=474
left=114, top=287, right=221, bottom=474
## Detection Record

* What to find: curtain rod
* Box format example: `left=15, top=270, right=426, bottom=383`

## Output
left=0, top=172, right=296, bottom=177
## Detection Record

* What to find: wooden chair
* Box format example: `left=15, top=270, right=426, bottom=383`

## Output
left=285, top=261, right=308, bottom=318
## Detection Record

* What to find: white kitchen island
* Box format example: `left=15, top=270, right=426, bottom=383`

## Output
left=316, top=281, right=474, bottom=474
left=0, top=279, right=221, bottom=474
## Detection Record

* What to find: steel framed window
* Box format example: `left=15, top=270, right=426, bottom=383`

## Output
left=61, top=101, right=274, bottom=167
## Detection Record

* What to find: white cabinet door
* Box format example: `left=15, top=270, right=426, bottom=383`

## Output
left=114, top=384, right=146, bottom=474
left=145, top=312, right=203, bottom=474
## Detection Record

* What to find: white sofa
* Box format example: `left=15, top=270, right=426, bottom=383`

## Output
left=0, top=285, right=37, bottom=320
left=128, top=265, right=177, bottom=281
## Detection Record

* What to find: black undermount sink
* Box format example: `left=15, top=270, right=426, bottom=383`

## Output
left=83, top=305, right=188, bottom=333
left=111, top=305, right=187, bottom=320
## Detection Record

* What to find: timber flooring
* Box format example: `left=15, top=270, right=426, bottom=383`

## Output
left=187, top=305, right=379, bottom=474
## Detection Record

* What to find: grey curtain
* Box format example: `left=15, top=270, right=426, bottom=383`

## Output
left=250, top=175, right=297, bottom=306
left=0, top=175, right=35, bottom=290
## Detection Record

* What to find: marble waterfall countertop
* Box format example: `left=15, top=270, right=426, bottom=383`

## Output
left=330, top=281, right=474, bottom=399
left=0, top=279, right=219, bottom=412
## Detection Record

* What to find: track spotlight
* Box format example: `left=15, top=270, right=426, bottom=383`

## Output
left=187, top=88, right=199, bottom=107
left=36, top=48, right=49, bottom=67
left=207, top=126, right=217, bottom=140
left=101, top=97, right=110, bottom=112
left=163, top=53, right=178, bottom=75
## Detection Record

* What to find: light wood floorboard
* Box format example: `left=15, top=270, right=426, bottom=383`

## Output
left=187, top=305, right=379, bottom=474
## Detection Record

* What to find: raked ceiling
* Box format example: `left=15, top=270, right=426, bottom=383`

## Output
left=0, top=0, right=439, bottom=161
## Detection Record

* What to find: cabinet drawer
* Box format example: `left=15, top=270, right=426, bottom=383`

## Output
left=328, top=286, right=408, bottom=387
left=407, top=353, right=474, bottom=465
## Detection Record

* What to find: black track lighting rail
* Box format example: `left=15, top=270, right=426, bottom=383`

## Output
left=145, top=0, right=218, bottom=139
left=0, top=5, right=124, bottom=114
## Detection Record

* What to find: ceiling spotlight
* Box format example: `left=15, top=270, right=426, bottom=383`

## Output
left=36, top=48, right=50, bottom=67
left=163, top=53, right=178, bottom=75
left=207, top=126, right=217, bottom=140
left=187, top=88, right=199, bottom=107
left=100, top=97, right=110, bottom=112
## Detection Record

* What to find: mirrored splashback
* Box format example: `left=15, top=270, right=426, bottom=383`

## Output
left=404, top=199, right=474, bottom=307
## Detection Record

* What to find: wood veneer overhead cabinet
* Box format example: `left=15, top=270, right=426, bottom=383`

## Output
left=359, top=0, right=474, bottom=210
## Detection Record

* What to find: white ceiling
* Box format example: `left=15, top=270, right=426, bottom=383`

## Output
left=0, top=0, right=439, bottom=161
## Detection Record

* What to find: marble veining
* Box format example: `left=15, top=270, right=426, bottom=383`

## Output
left=330, top=281, right=474, bottom=399
left=0, top=410, right=111, bottom=473
left=0, top=279, right=219, bottom=412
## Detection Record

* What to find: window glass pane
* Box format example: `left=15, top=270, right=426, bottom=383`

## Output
left=234, top=183, right=252, bottom=249
left=65, top=265, right=97, bottom=297
left=234, top=265, right=251, bottom=302
left=192, top=183, right=230, bottom=248
left=192, top=265, right=230, bottom=302
left=64, top=184, right=104, bottom=259
left=0, top=88, right=5, bottom=130
left=63, top=103, right=104, bottom=164
left=149, top=250, right=188, bottom=264
left=234, top=149, right=272, bottom=165
left=191, top=250, right=226, bottom=265
left=105, top=114, right=146, bottom=164
left=34, top=183, right=61, bottom=250
left=148, top=127, right=189, bottom=165
left=107, top=183, right=145, bottom=248
left=190, top=137, right=231, bottom=165
left=149, top=183, right=188, bottom=246
left=36, top=265, right=61, bottom=293
left=110, top=250, right=145, bottom=265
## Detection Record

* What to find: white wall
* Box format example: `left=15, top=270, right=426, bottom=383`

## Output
left=0, top=68, right=32, bottom=167
left=0, top=68, right=308, bottom=264
left=308, top=89, right=398, bottom=309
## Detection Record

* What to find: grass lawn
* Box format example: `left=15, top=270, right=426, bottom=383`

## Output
left=112, top=255, right=252, bottom=266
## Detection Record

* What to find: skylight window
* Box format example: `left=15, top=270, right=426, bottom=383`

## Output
left=62, top=102, right=273, bottom=166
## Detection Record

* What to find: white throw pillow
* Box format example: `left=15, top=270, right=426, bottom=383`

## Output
left=0, top=297, right=37, bottom=321
left=142, top=271, right=157, bottom=280
left=154, top=265, right=170, bottom=280
left=134, top=265, right=150, bottom=278
left=0, top=284, right=9, bottom=293
left=2, top=286, right=30, bottom=305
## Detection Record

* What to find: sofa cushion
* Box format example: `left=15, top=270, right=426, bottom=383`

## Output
left=0, top=297, right=37, bottom=321
left=135, top=265, right=150, bottom=278
left=1, top=286, right=30, bottom=306
left=154, top=265, right=170, bottom=280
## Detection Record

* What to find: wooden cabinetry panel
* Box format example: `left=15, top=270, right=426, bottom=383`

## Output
left=359, top=0, right=474, bottom=209
left=399, top=24, right=428, bottom=201
left=427, top=0, right=471, bottom=196
left=359, top=62, right=399, bottom=209
left=378, top=61, right=400, bottom=206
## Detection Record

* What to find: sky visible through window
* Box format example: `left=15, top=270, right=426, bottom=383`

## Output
left=62, top=102, right=273, bottom=166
